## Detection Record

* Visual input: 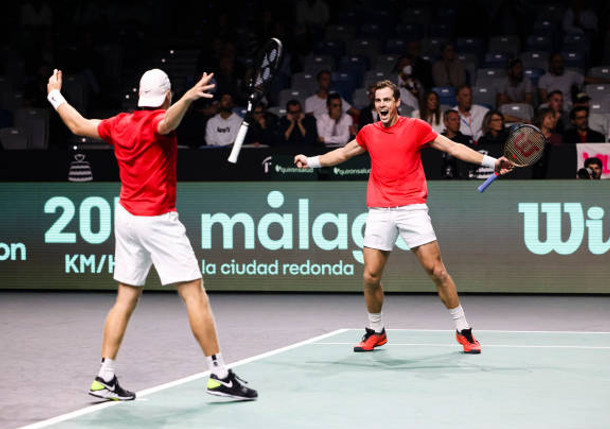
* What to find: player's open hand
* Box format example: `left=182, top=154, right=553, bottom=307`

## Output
left=186, top=72, right=215, bottom=101
left=47, top=69, right=63, bottom=94
left=294, top=154, right=309, bottom=168
left=496, top=156, right=515, bottom=175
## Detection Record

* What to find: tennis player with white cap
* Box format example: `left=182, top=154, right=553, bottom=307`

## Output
left=47, top=68, right=258, bottom=401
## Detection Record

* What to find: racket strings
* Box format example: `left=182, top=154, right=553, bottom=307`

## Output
left=504, top=128, right=546, bottom=167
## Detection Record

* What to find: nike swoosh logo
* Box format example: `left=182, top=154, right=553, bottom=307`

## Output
left=215, top=379, right=233, bottom=388
left=98, top=381, right=115, bottom=390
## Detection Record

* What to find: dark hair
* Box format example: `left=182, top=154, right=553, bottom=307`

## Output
left=285, top=99, right=302, bottom=110
left=547, top=90, right=563, bottom=100
left=585, top=157, right=602, bottom=168
left=419, top=91, right=441, bottom=126
left=482, top=110, right=504, bottom=135
left=375, top=80, right=401, bottom=101
left=569, top=106, right=589, bottom=121
left=316, top=70, right=331, bottom=81
left=443, top=109, right=459, bottom=121
left=533, top=107, right=553, bottom=128
left=326, top=92, right=342, bottom=107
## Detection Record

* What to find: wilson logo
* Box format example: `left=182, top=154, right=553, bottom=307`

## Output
left=518, top=203, right=610, bottom=255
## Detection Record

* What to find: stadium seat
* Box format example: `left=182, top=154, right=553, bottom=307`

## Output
left=562, top=34, right=590, bottom=54
left=324, top=25, right=355, bottom=42
left=363, top=70, right=387, bottom=89
left=358, top=22, right=383, bottom=38
left=562, top=51, right=587, bottom=71
left=384, top=39, right=408, bottom=55
left=520, top=51, right=549, bottom=71
left=393, top=22, right=423, bottom=40
left=400, top=7, right=431, bottom=25
left=291, top=72, right=318, bottom=94
left=374, top=54, right=400, bottom=74
left=63, top=74, right=88, bottom=113
left=475, top=68, right=507, bottom=87
left=14, top=108, right=49, bottom=150
left=314, top=40, right=346, bottom=62
left=590, top=98, right=610, bottom=115
left=303, top=55, right=335, bottom=74
left=339, top=55, right=370, bottom=86
left=483, top=52, right=510, bottom=68
left=347, top=38, right=379, bottom=58
left=429, top=23, right=454, bottom=39
left=585, top=84, right=610, bottom=103
left=266, top=106, right=286, bottom=118
left=0, top=127, right=29, bottom=149
left=488, top=35, right=521, bottom=58
left=0, top=77, right=14, bottom=110
left=499, top=103, right=534, bottom=122
left=588, top=66, right=610, bottom=80
left=456, top=37, right=485, bottom=59
left=351, top=88, right=370, bottom=109
left=525, top=35, right=553, bottom=52
left=472, top=86, right=497, bottom=108
left=421, top=37, right=447, bottom=57
left=278, top=89, right=307, bottom=110
left=523, top=67, right=545, bottom=87
left=331, top=72, right=357, bottom=103
left=432, top=86, right=456, bottom=106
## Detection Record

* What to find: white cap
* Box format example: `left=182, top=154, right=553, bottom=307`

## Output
left=138, top=69, right=171, bottom=107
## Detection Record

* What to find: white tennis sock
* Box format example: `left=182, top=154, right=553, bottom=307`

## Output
left=449, top=305, right=470, bottom=332
left=98, top=358, right=116, bottom=382
left=206, top=353, right=229, bottom=379
left=367, top=312, right=384, bottom=333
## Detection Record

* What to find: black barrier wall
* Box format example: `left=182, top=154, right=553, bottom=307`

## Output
left=0, top=181, right=608, bottom=293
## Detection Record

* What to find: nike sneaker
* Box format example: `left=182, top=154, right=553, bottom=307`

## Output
left=88, top=375, right=136, bottom=401
left=456, top=328, right=482, bottom=354
left=353, top=328, right=388, bottom=352
left=206, top=370, right=258, bottom=400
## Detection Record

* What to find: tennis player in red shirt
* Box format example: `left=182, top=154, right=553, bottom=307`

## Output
left=47, top=68, right=257, bottom=401
left=295, top=80, right=513, bottom=354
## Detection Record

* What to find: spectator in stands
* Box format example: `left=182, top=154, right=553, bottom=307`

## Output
left=537, top=53, right=584, bottom=105
left=412, top=91, right=444, bottom=133
left=563, top=106, right=607, bottom=143
left=432, top=42, right=466, bottom=88
left=477, top=111, right=508, bottom=146
left=213, top=52, right=247, bottom=106
left=572, top=91, right=591, bottom=108
left=243, top=103, right=279, bottom=147
left=540, top=90, right=570, bottom=135
left=204, top=93, right=243, bottom=147
left=358, top=83, right=378, bottom=130
left=316, top=93, right=355, bottom=148
left=497, top=59, right=534, bottom=107
left=562, top=0, right=598, bottom=36
left=441, top=109, right=475, bottom=179
left=278, top=99, right=318, bottom=146
left=305, top=70, right=359, bottom=120
left=176, top=98, right=218, bottom=149
left=407, top=40, right=434, bottom=90
left=577, top=156, right=603, bottom=179
left=393, top=55, right=423, bottom=115
left=453, top=85, right=489, bottom=142
left=533, top=107, right=563, bottom=145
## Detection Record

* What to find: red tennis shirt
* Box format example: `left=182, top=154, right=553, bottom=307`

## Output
left=356, top=116, right=438, bottom=207
left=98, top=110, right=177, bottom=216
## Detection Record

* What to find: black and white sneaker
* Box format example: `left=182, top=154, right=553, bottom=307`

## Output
left=206, top=370, right=258, bottom=400
left=88, top=376, right=136, bottom=401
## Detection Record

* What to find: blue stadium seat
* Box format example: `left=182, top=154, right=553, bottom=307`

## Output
left=432, top=86, right=456, bottom=106
left=484, top=52, right=510, bottom=68
left=314, top=40, right=346, bottom=62
left=499, top=103, right=534, bottom=122
left=331, top=72, right=357, bottom=103
left=523, top=67, right=545, bottom=87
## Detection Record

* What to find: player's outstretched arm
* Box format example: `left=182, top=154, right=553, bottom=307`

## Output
left=47, top=69, right=101, bottom=139
left=294, top=139, right=366, bottom=169
left=430, top=134, right=513, bottom=174
left=158, top=72, right=215, bottom=135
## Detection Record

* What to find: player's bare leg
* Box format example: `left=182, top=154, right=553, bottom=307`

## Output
left=354, top=247, right=391, bottom=352
left=102, top=283, right=143, bottom=359
left=413, top=241, right=481, bottom=353
left=412, top=241, right=459, bottom=309
left=175, top=279, right=220, bottom=356
left=89, top=283, right=141, bottom=401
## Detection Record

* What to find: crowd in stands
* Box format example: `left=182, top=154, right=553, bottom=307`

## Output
left=2, top=0, right=610, bottom=158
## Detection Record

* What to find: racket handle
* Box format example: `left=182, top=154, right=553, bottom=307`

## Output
left=228, top=121, right=250, bottom=164
left=477, top=172, right=499, bottom=193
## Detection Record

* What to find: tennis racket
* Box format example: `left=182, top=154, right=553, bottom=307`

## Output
left=228, top=38, right=283, bottom=164
left=477, top=124, right=547, bottom=193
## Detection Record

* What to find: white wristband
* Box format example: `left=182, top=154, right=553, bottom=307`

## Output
left=47, top=89, right=66, bottom=110
left=481, top=155, right=497, bottom=169
left=307, top=156, right=321, bottom=169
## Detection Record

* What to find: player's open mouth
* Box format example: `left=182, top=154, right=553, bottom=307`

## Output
left=379, top=110, right=389, bottom=119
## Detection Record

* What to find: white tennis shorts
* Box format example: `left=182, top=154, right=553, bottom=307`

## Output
left=113, top=203, right=201, bottom=286
left=363, top=204, right=437, bottom=251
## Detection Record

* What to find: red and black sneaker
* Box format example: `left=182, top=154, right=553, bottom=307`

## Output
left=456, top=328, right=481, bottom=354
left=353, top=328, right=388, bottom=352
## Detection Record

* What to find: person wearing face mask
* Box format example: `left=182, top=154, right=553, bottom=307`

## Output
left=204, top=92, right=244, bottom=146
left=393, top=55, right=422, bottom=115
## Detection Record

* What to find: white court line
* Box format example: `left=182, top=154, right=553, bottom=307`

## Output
left=16, top=329, right=348, bottom=429
left=314, top=342, right=610, bottom=350
left=377, top=329, right=610, bottom=334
